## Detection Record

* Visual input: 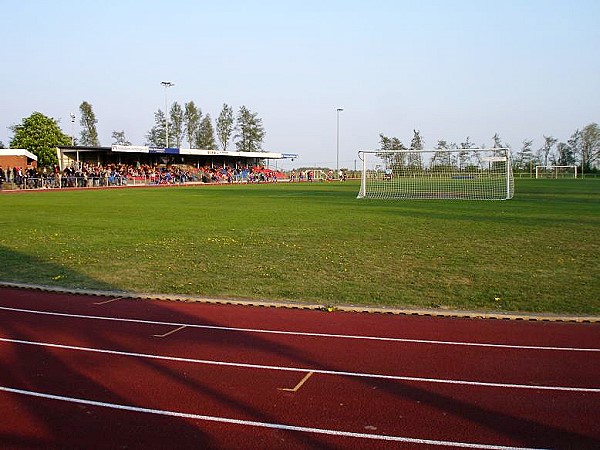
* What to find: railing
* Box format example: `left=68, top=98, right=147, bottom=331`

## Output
left=0, top=172, right=291, bottom=191
left=0, top=175, right=164, bottom=190
left=512, top=172, right=600, bottom=179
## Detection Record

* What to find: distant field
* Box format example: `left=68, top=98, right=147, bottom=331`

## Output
left=1, top=179, right=598, bottom=315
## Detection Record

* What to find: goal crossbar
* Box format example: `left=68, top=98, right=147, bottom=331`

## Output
left=358, top=148, right=514, bottom=200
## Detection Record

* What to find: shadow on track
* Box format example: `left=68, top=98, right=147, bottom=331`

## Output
left=0, top=248, right=215, bottom=448
left=0, top=247, right=339, bottom=449
left=1, top=246, right=598, bottom=449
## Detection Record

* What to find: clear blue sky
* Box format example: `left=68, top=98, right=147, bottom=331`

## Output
left=2, top=0, right=599, bottom=169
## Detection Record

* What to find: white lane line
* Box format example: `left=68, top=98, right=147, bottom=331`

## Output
left=0, top=306, right=597, bottom=352
left=1, top=337, right=598, bottom=393
left=0, top=385, right=549, bottom=450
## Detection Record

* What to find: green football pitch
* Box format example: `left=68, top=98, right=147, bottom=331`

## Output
left=1, top=179, right=598, bottom=315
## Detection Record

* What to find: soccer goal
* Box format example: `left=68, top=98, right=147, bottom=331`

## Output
left=357, top=148, right=514, bottom=200
left=535, top=165, right=578, bottom=179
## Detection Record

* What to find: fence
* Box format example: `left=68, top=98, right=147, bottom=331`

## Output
left=0, top=174, right=188, bottom=191
left=513, top=172, right=599, bottom=179
left=0, top=171, right=289, bottom=191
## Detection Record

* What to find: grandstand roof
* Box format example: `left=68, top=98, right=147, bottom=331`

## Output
left=110, top=145, right=288, bottom=159
left=56, top=145, right=295, bottom=160
left=55, top=145, right=298, bottom=170
left=0, top=149, right=38, bottom=161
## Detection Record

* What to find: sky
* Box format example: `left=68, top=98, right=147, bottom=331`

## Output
left=1, top=0, right=599, bottom=169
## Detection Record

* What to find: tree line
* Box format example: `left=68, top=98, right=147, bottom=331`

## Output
left=144, top=102, right=265, bottom=152
left=4, top=101, right=266, bottom=167
left=4, top=103, right=598, bottom=172
left=513, top=124, right=600, bottom=174
left=379, top=124, right=600, bottom=173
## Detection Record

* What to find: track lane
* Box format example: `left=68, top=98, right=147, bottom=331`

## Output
left=1, top=288, right=599, bottom=449
left=1, top=304, right=598, bottom=389
left=1, top=287, right=598, bottom=348
left=1, top=347, right=598, bottom=450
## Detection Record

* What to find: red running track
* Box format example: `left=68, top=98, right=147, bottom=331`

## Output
left=0, top=287, right=599, bottom=449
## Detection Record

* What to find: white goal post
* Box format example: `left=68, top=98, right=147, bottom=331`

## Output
left=357, top=148, right=514, bottom=200
left=535, top=165, right=578, bottom=179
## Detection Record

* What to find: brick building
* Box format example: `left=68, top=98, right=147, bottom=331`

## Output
left=0, top=149, right=38, bottom=169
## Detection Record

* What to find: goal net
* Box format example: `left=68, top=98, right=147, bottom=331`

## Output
left=535, top=165, right=578, bottom=179
left=357, top=148, right=514, bottom=200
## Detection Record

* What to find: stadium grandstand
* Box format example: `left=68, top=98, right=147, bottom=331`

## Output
left=0, top=146, right=298, bottom=190
left=56, top=145, right=297, bottom=172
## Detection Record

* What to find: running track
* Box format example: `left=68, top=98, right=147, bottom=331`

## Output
left=0, top=287, right=598, bottom=449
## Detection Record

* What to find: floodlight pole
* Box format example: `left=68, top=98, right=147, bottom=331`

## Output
left=336, top=107, right=343, bottom=172
left=70, top=113, right=75, bottom=146
left=161, top=81, right=174, bottom=148
left=70, top=112, right=79, bottom=168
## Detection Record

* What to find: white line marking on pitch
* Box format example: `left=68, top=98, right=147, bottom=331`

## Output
left=1, top=337, right=598, bottom=393
left=153, top=325, right=187, bottom=338
left=0, top=385, right=549, bottom=450
left=0, top=306, right=597, bottom=353
left=279, top=371, right=314, bottom=392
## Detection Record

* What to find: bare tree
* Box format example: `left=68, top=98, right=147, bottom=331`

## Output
left=539, top=135, right=557, bottom=167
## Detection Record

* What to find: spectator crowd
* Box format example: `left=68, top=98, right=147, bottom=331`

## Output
left=0, top=163, right=288, bottom=190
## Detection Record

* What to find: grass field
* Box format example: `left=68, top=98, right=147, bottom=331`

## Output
left=1, top=179, right=598, bottom=315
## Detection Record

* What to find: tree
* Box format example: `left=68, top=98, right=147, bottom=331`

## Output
left=432, top=139, right=452, bottom=167
left=516, top=139, right=535, bottom=173
left=407, top=129, right=424, bottom=168
left=79, top=101, right=100, bottom=146
left=235, top=106, right=265, bottom=152
left=539, top=135, right=557, bottom=167
left=492, top=133, right=505, bottom=149
left=216, top=103, right=234, bottom=151
left=111, top=130, right=131, bottom=146
left=184, top=101, right=201, bottom=148
left=410, top=129, right=424, bottom=150
left=378, top=134, right=405, bottom=152
left=378, top=133, right=406, bottom=167
left=491, top=132, right=511, bottom=157
left=580, top=123, right=600, bottom=171
left=459, top=136, right=476, bottom=167
left=9, top=112, right=71, bottom=167
left=146, top=109, right=166, bottom=147
left=556, top=142, right=576, bottom=166
left=195, top=114, right=217, bottom=150
left=169, top=102, right=184, bottom=148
